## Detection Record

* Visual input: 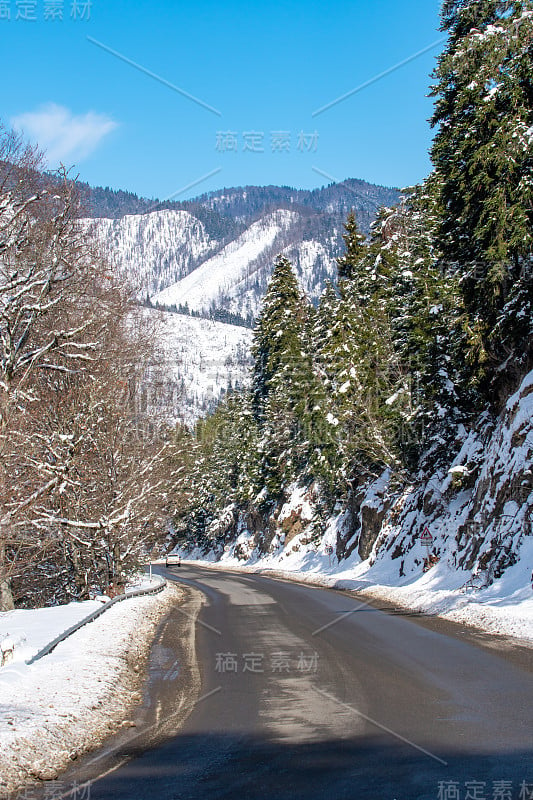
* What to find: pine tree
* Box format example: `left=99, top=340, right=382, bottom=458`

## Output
left=336, top=211, right=367, bottom=282
left=251, top=255, right=305, bottom=422
left=321, top=215, right=407, bottom=482
left=430, top=0, right=533, bottom=395
left=251, top=255, right=317, bottom=496
left=375, top=182, right=476, bottom=466
left=289, top=303, right=341, bottom=498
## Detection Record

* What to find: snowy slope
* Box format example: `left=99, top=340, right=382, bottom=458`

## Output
left=152, top=210, right=298, bottom=315
left=179, top=368, right=533, bottom=642
left=151, top=310, right=253, bottom=426
left=286, top=239, right=336, bottom=302
left=151, top=210, right=338, bottom=320
left=85, top=207, right=339, bottom=325
left=216, top=237, right=337, bottom=321
left=84, top=210, right=217, bottom=296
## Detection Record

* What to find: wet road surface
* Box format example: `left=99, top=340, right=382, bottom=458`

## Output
left=54, top=564, right=532, bottom=799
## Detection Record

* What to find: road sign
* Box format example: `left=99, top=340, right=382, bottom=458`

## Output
left=325, top=545, right=334, bottom=555
left=420, top=527, right=433, bottom=545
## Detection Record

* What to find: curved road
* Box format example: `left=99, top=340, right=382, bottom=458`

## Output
left=58, top=565, right=531, bottom=800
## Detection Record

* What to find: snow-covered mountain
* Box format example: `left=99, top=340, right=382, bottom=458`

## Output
left=85, top=210, right=218, bottom=297
left=151, top=209, right=337, bottom=320
left=87, top=206, right=340, bottom=322
left=152, top=209, right=297, bottom=316
left=84, top=178, right=400, bottom=324
left=82, top=178, right=399, bottom=421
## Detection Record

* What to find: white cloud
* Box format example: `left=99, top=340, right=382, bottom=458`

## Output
left=11, top=103, right=118, bottom=165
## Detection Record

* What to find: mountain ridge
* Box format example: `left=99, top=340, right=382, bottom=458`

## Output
left=80, top=177, right=400, bottom=227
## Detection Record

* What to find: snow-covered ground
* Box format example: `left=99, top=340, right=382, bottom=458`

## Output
left=153, top=310, right=252, bottom=425
left=0, top=582, right=181, bottom=794
left=0, top=598, right=104, bottom=666
left=87, top=207, right=339, bottom=325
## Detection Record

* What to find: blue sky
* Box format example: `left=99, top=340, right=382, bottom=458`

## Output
left=1, top=0, right=444, bottom=200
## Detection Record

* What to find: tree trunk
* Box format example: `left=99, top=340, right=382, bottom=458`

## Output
left=0, top=535, right=14, bottom=611
left=0, top=578, right=14, bottom=611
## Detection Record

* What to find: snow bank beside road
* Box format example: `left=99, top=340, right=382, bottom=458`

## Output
left=352, top=541, right=533, bottom=643
left=0, top=599, right=104, bottom=665
left=0, top=583, right=181, bottom=795
left=0, top=576, right=164, bottom=666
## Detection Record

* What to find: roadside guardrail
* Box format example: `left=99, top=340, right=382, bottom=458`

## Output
left=26, top=572, right=166, bottom=665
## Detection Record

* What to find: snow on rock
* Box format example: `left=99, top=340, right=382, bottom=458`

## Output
left=0, top=583, right=181, bottom=794
left=448, top=465, right=468, bottom=476
left=0, top=636, right=16, bottom=665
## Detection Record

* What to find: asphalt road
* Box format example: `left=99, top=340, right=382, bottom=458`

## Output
left=57, top=564, right=532, bottom=800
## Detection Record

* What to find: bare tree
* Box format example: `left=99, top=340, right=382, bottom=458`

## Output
left=0, top=124, right=178, bottom=608
left=19, top=307, right=178, bottom=601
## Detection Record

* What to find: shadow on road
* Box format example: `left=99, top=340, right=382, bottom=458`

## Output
left=332, top=607, right=431, bottom=618
left=77, top=731, right=531, bottom=800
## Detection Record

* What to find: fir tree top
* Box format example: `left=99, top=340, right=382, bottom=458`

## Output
left=337, top=211, right=367, bottom=282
